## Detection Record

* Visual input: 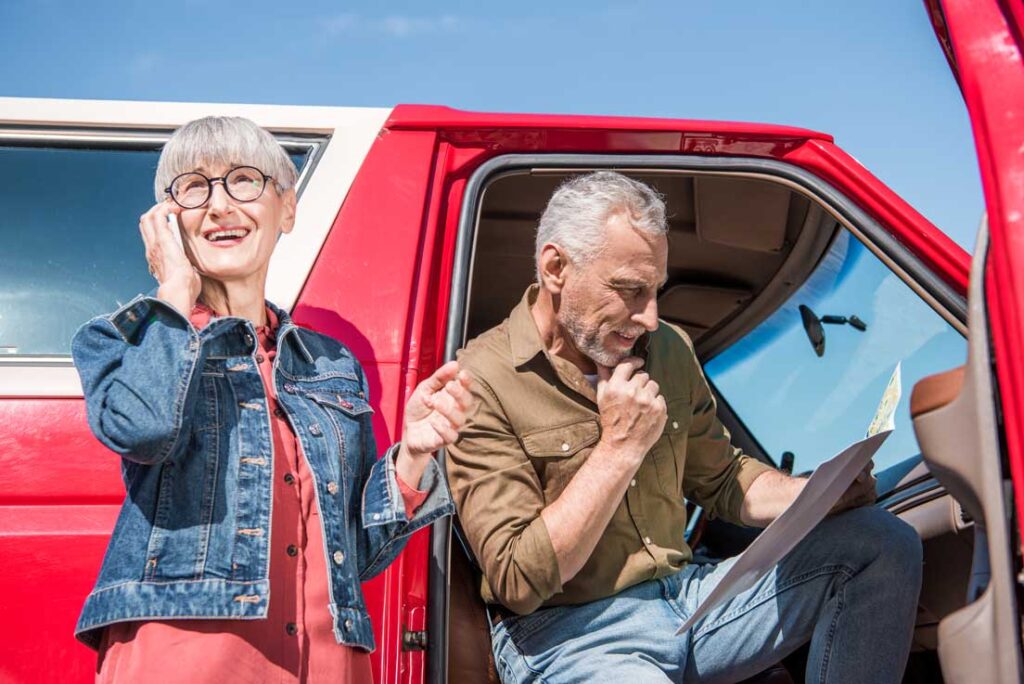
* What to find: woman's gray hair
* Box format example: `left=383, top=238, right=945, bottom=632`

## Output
left=154, top=116, right=299, bottom=201
left=535, top=171, right=667, bottom=281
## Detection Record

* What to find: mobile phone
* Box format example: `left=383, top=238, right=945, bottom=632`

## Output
left=167, top=213, right=185, bottom=253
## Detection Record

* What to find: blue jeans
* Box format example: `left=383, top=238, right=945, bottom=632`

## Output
left=491, top=506, right=922, bottom=683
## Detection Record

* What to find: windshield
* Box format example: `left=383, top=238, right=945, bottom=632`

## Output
left=704, top=231, right=966, bottom=482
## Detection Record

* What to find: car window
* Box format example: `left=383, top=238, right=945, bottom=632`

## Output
left=703, top=230, right=966, bottom=480
left=0, top=140, right=313, bottom=357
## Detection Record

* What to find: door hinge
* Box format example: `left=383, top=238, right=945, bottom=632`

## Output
left=402, top=628, right=428, bottom=651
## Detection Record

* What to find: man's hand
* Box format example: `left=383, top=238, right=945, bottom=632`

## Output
left=540, top=357, right=667, bottom=585
left=595, top=357, right=668, bottom=469
left=831, top=460, right=878, bottom=514
left=397, top=361, right=474, bottom=487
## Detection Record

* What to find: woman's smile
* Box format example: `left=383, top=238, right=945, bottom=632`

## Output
left=201, top=224, right=252, bottom=248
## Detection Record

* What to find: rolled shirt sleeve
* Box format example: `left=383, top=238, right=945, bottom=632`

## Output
left=445, top=375, right=562, bottom=615
left=679, top=333, right=774, bottom=526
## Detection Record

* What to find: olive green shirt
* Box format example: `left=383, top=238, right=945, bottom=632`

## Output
left=446, top=286, right=774, bottom=615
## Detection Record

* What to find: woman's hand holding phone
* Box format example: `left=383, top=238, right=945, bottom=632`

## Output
left=139, top=200, right=201, bottom=318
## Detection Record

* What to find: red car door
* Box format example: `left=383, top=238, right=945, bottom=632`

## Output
left=929, top=0, right=1024, bottom=544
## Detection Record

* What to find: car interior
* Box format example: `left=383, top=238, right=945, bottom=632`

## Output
left=435, top=164, right=1016, bottom=683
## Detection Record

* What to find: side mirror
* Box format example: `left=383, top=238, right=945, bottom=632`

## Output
left=799, top=305, right=825, bottom=357
left=800, top=305, right=868, bottom=357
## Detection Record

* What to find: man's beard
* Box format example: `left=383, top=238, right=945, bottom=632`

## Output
left=558, top=293, right=644, bottom=368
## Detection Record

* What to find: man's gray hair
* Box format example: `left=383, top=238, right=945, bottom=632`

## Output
left=154, top=116, right=299, bottom=201
left=535, top=171, right=667, bottom=281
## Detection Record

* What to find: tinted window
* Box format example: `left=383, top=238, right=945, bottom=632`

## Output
left=704, top=231, right=966, bottom=479
left=0, top=142, right=310, bottom=357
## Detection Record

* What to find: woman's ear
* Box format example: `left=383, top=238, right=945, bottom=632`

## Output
left=278, top=189, right=297, bottom=235
left=538, top=243, right=569, bottom=294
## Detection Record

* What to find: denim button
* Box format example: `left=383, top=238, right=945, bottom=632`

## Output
left=333, top=550, right=345, bottom=565
left=309, top=424, right=322, bottom=436
left=372, top=513, right=381, bottom=521
left=327, top=481, right=339, bottom=495
left=244, top=333, right=255, bottom=347
left=285, top=623, right=297, bottom=636
left=283, top=473, right=295, bottom=485
left=287, top=545, right=298, bottom=557
left=274, top=407, right=286, bottom=419
left=344, top=619, right=353, bottom=630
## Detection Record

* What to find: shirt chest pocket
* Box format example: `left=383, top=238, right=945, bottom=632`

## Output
left=649, top=397, right=691, bottom=498
left=520, top=419, right=601, bottom=501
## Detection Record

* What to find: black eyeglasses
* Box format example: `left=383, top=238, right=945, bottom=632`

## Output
left=165, top=166, right=274, bottom=209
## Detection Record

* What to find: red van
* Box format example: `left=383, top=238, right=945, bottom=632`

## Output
left=0, top=1, right=1020, bottom=681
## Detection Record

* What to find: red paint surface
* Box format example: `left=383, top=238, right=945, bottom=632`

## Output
left=939, top=0, right=1024, bottom=547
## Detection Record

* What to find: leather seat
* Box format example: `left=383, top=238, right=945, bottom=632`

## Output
left=446, top=529, right=795, bottom=683
left=448, top=533, right=500, bottom=683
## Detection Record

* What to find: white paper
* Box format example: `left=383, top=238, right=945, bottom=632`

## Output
left=675, top=429, right=892, bottom=635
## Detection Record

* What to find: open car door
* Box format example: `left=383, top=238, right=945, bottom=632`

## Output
left=912, top=0, right=1024, bottom=681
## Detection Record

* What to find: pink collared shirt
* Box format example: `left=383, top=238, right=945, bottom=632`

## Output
left=95, top=304, right=427, bottom=683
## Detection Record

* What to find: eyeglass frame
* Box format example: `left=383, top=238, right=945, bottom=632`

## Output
left=164, top=166, right=276, bottom=209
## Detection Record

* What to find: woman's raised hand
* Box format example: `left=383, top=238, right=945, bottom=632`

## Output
left=400, top=360, right=474, bottom=460
left=140, top=200, right=201, bottom=317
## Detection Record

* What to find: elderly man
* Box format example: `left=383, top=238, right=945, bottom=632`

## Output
left=446, top=171, right=922, bottom=683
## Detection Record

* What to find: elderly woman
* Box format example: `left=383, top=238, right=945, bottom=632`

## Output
left=71, top=116, right=470, bottom=682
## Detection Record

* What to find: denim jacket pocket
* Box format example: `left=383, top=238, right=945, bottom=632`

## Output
left=308, top=392, right=373, bottom=477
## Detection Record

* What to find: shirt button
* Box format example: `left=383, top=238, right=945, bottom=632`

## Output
left=283, top=473, right=295, bottom=485
left=309, top=424, right=322, bottom=436
left=287, top=544, right=298, bottom=557
left=344, top=619, right=353, bottom=631
left=672, top=421, right=679, bottom=430
left=333, top=550, right=345, bottom=565
left=274, top=407, right=286, bottom=418
left=644, top=536, right=652, bottom=544
left=630, top=479, right=637, bottom=487
left=560, top=442, right=570, bottom=452
left=285, top=622, right=297, bottom=636
left=255, top=353, right=265, bottom=363
left=327, top=481, right=339, bottom=495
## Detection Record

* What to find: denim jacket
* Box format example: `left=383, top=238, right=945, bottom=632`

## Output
left=71, top=294, right=453, bottom=651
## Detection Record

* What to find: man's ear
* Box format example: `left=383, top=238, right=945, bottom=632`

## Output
left=538, top=243, right=569, bottom=294
left=278, top=188, right=297, bottom=235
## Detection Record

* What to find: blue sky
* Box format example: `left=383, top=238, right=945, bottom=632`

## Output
left=0, top=0, right=983, bottom=251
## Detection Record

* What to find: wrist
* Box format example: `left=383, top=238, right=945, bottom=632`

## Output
left=157, top=278, right=196, bottom=315
left=592, top=439, right=645, bottom=473
left=395, top=442, right=431, bottom=490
